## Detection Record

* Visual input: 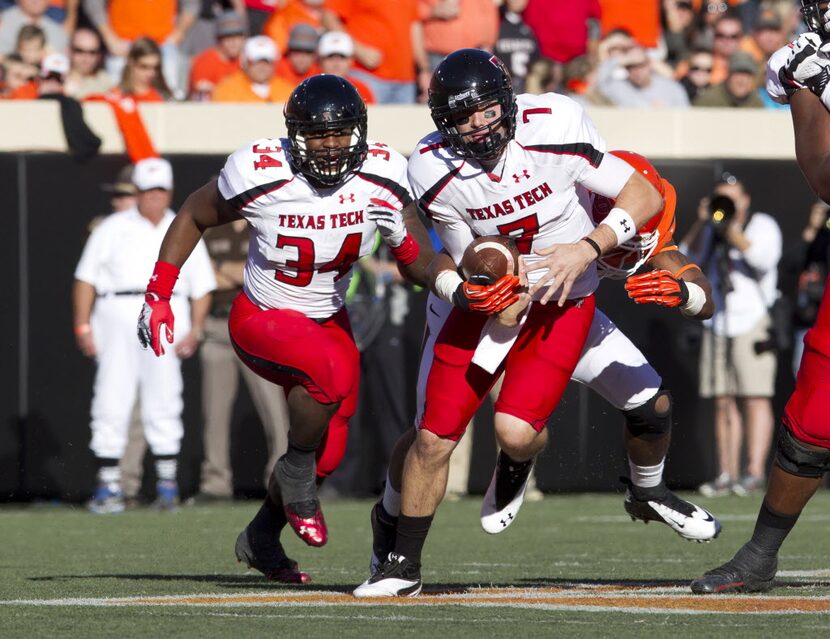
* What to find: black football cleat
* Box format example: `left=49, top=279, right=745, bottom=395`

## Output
left=691, top=543, right=777, bottom=594
left=235, top=525, right=311, bottom=584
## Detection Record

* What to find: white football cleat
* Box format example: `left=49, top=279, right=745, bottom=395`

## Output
left=480, top=451, right=536, bottom=534
left=353, top=553, right=422, bottom=598
left=623, top=480, right=722, bottom=542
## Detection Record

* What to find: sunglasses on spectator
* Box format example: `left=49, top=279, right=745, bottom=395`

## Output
left=706, top=2, right=728, bottom=13
left=715, top=31, right=742, bottom=40
left=134, top=62, right=160, bottom=71
left=676, top=1, right=693, bottom=9
left=72, top=46, right=101, bottom=55
left=690, top=65, right=713, bottom=72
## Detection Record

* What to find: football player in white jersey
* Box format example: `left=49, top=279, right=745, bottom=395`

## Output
left=354, top=49, right=664, bottom=597
left=691, top=0, right=830, bottom=595
left=358, top=150, right=723, bottom=595
left=137, top=75, right=434, bottom=583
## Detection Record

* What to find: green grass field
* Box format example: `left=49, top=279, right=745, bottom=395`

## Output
left=2, top=492, right=830, bottom=638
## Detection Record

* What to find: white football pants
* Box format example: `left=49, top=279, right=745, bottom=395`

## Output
left=88, top=295, right=191, bottom=459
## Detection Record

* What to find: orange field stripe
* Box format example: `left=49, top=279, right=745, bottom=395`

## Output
left=125, top=590, right=830, bottom=614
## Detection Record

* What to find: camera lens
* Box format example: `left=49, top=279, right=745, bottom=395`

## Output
left=708, top=194, right=735, bottom=225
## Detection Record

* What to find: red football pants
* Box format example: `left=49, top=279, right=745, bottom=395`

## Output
left=228, top=292, right=359, bottom=476
left=420, top=295, right=596, bottom=440
left=784, top=279, right=830, bottom=448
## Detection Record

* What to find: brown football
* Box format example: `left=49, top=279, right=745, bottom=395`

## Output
left=461, top=236, right=520, bottom=286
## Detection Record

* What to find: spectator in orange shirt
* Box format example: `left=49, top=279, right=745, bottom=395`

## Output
left=322, top=0, right=429, bottom=104
left=317, top=30, right=374, bottom=103
left=83, top=0, right=199, bottom=97
left=211, top=35, right=293, bottom=102
left=263, top=0, right=323, bottom=54
left=420, top=0, right=499, bottom=71
left=0, top=53, right=38, bottom=98
left=188, top=10, right=246, bottom=100
left=114, top=38, right=172, bottom=102
left=600, top=0, right=661, bottom=49
left=275, top=22, right=319, bottom=85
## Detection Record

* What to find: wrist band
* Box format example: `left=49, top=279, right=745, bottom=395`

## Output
left=74, top=323, right=91, bottom=337
left=435, top=269, right=464, bottom=304
left=681, top=281, right=706, bottom=317
left=672, top=263, right=701, bottom=280
left=599, top=207, right=637, bottom=247
left=389, top=233, right=420, bottom=266
left=146, top=260, right=180, bottom=299
left=581, top=236, right=602, bottom=258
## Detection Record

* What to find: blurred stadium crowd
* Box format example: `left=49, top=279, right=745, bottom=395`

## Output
left=0, top=0, right=811, bottom=109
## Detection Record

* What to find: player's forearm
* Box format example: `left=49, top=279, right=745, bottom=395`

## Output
left=398, top=205, right=436, bottom=287
left=613, top=171, right=663, bottom=230
left=427, top=251, right=459, bottom=299
left=680, top=269, right=714, bottom=319
left=792, top=90, right=830, bottom=203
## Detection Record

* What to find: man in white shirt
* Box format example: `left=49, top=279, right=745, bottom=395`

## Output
left=681, top=173, right=782, bottom=497
left=73, top=157, right=215, bottom=513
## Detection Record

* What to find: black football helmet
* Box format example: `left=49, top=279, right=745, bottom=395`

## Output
left=801, top=1, right=830, bottom=40
left=428, top=49, right=517, bottom=162
left=284, top=74, right=368, bottom=187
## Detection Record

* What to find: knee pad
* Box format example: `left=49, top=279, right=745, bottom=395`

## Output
left=774, top=428, right=830, bottom=478
left=624, top=388, right=673, bottom=438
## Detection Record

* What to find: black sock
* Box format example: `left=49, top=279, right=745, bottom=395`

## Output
left=747, top=500, right=800, bottom=558
left=394, top=514, right=433, bottom=565
left=377, top=502, right=398, bottom=526
left=251, top=495, right=288, bottom=534
left=283, top=440, right=317, bottom=473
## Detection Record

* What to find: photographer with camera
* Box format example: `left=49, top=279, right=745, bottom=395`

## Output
left=681, top=173, right=782, bottom=497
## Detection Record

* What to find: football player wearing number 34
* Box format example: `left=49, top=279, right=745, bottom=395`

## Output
left=354, top=48, right=665, bottom=597
left=136, top=75, right=434, bottom=584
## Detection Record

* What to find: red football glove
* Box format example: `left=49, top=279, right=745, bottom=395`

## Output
left=453, top=274, right=521, bottom=314
left=137, top=261, right=180, bottom=356
left=624, top=269, right=689, bottom=308
left=137, top=293, right=175, bottom=356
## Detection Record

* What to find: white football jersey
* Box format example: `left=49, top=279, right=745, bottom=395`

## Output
left=218, top=137, right=412, bottom=318
left=408, top=92, right=630, bottom=301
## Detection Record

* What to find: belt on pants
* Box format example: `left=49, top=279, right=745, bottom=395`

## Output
left=98, top=291, right=183, bottom=298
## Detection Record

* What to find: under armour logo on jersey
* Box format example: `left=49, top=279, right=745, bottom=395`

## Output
left=339, top=193, right=355, bottom=204
left=150, top=274, right=158, bottom=282
left=512, top=170, right=530, bottom=183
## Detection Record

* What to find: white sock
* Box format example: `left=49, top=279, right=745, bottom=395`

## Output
left=381, top=471, right=401, bottom=517
left=99, top=465, right=121, bottom=491
left=628, top=458, right=665, bottom=488
left=155, top=458, right=177, bottom=482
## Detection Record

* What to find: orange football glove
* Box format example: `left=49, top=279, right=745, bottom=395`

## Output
left=453, top=274, right=521, bottom=314
left=624, top=269, right=689, bottom=308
